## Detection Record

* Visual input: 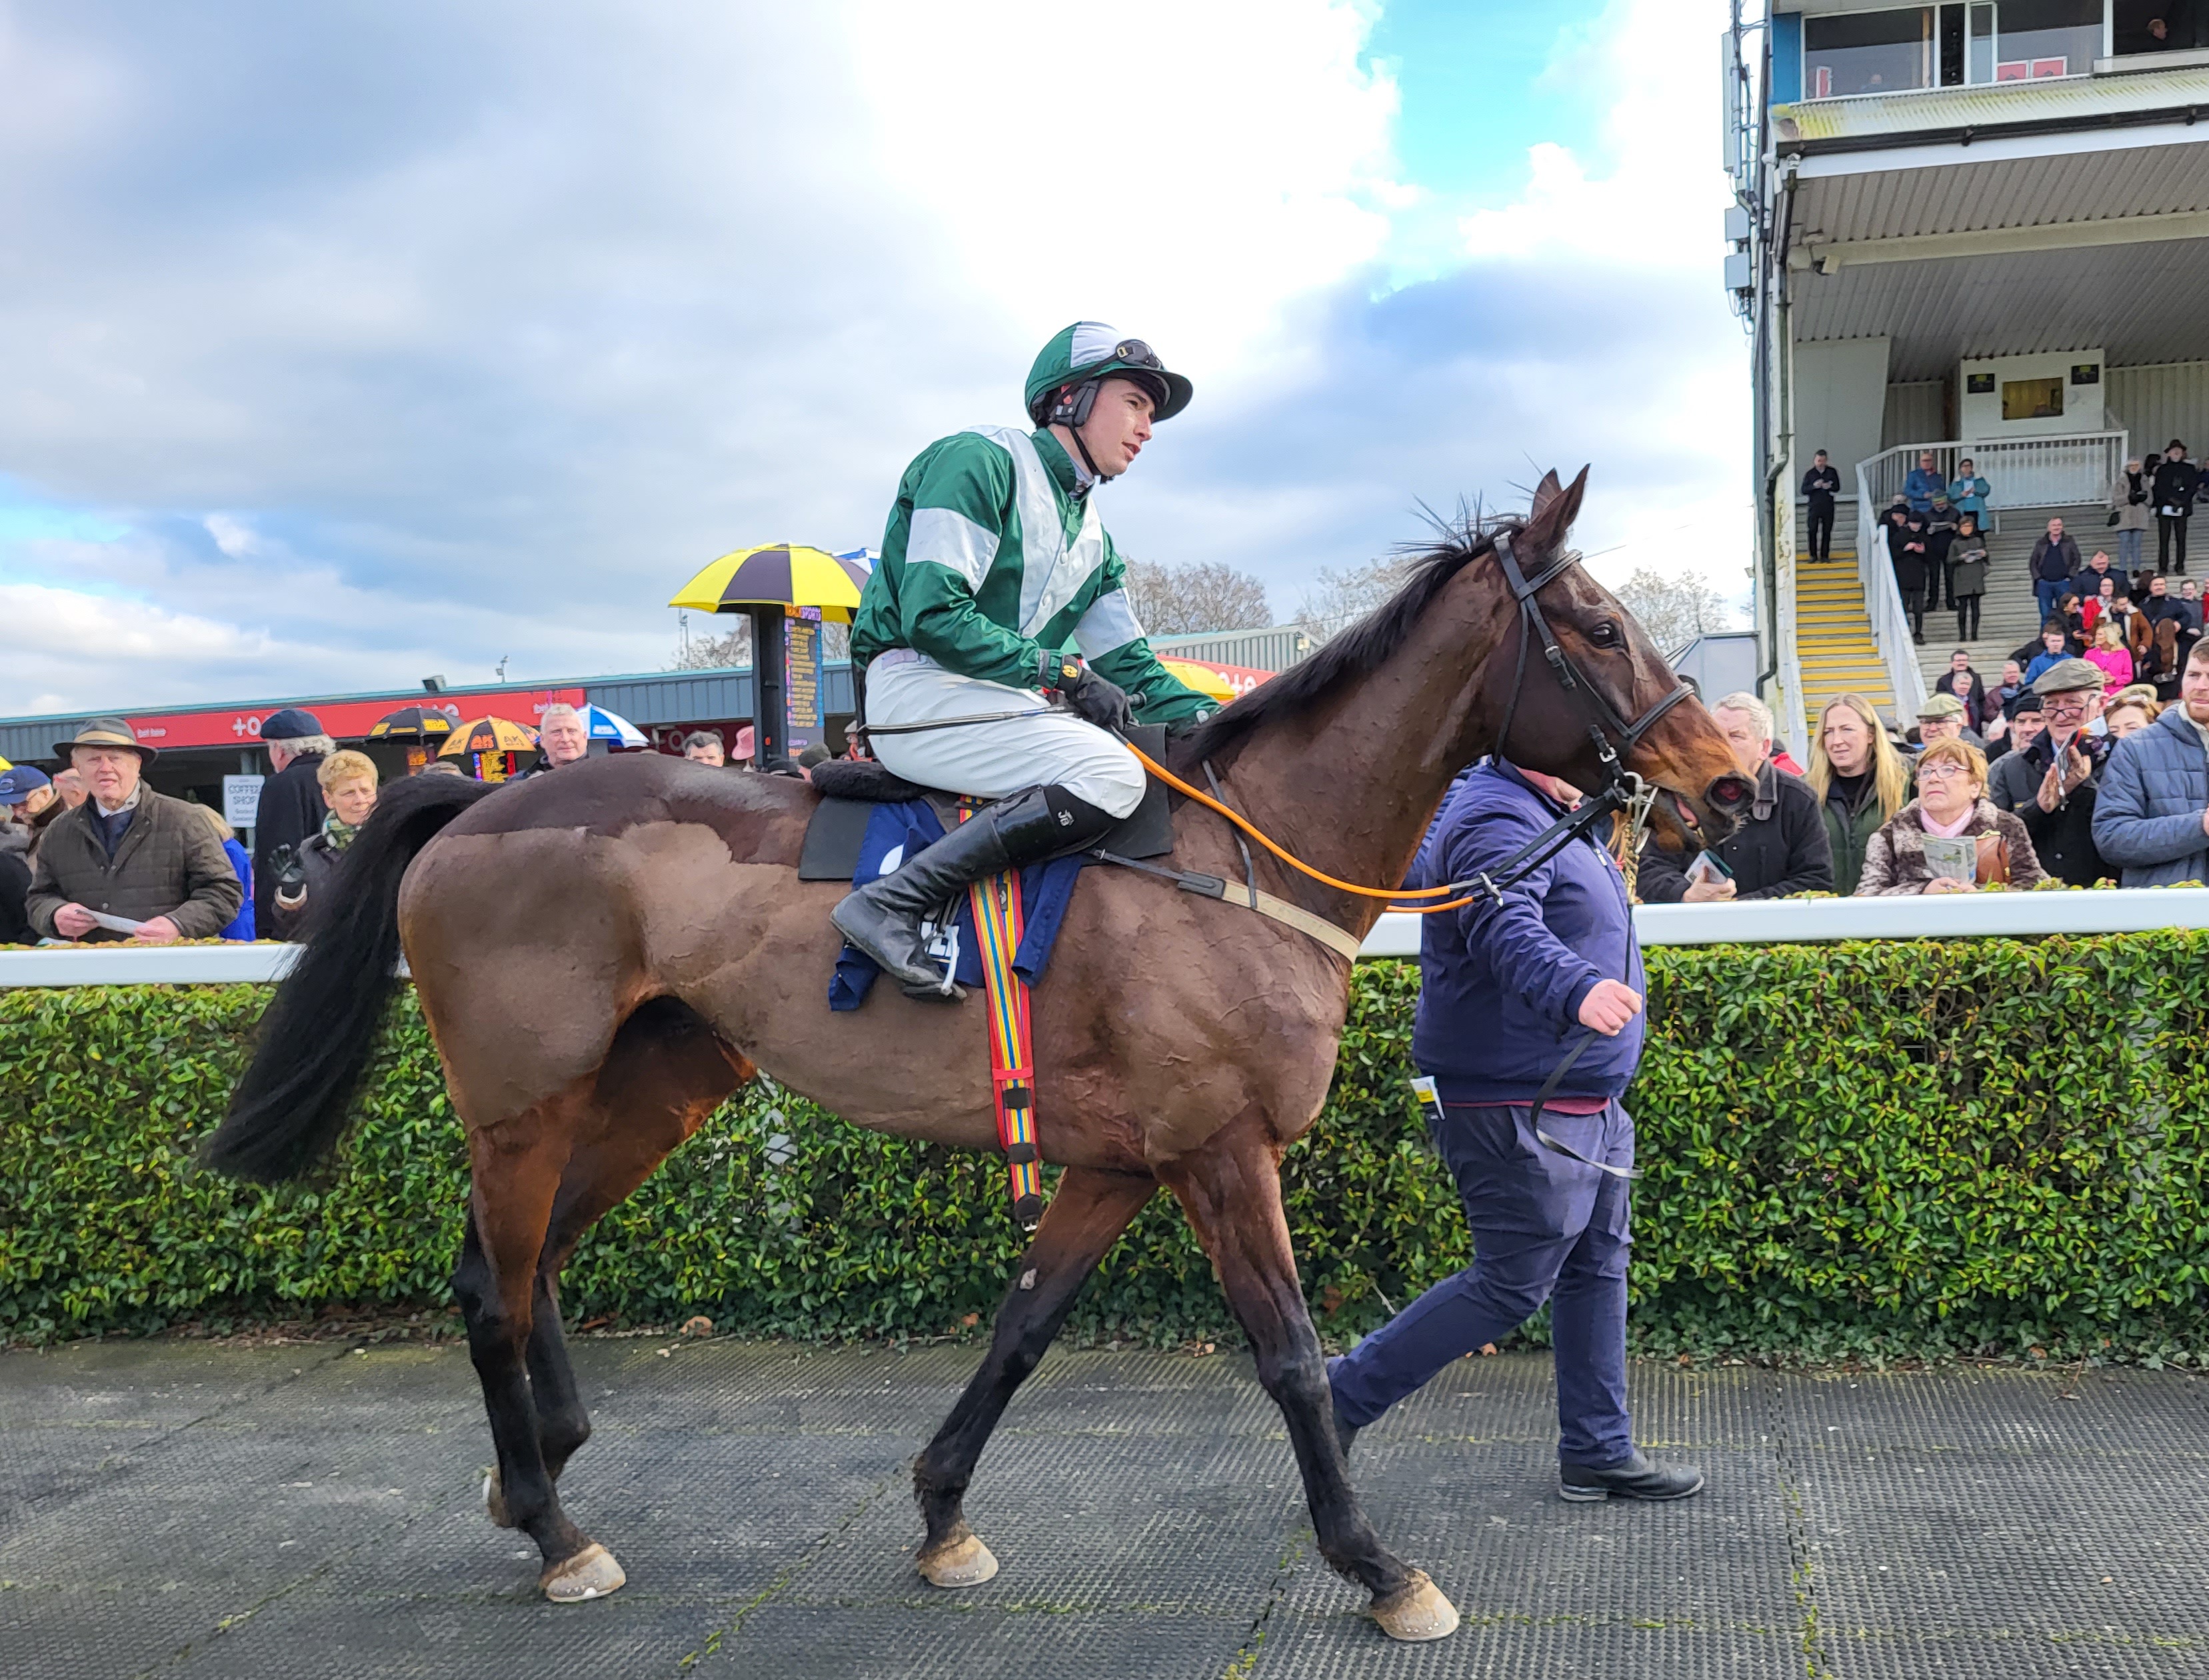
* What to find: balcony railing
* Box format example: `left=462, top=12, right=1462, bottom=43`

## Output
left=1862, top=433, right=2127, bottom=517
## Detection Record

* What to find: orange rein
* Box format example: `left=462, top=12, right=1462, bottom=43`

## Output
left=1121, top=741, right=1475, bottom=915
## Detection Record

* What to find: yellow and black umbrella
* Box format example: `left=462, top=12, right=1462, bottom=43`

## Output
left=438, top=716, right=539, bottom=758
left=669, top=544, right=872, bottom=623
left=366, top=706, right=455, bottom=744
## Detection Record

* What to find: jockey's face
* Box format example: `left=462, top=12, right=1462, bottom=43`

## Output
left=1070, top=376, right=1155, bottom=478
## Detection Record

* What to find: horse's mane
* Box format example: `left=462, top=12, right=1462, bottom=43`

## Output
left=1172, top=515, right=1518, bottom=765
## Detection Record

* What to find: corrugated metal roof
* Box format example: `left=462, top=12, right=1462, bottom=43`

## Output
left=1775, top=63, right=2209, bottom=145
left=1792, top=235, right=2209, bottom=378
left=1796, top=138, right=2209, bottom=242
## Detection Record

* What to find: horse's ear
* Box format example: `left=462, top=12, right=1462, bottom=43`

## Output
left=1526, top=465, right=1590, bottom=550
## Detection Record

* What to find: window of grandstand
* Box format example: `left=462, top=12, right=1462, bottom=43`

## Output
left=1800, top=1, right=2108, bottom=100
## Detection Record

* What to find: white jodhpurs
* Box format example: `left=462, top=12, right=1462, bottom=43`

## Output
left=863, top=653, right=1147, bottom=819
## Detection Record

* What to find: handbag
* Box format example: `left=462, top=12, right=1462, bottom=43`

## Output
left=2108, top=509, right=2123, bottom=527
left=1974, top=831, right=2012, bottom=887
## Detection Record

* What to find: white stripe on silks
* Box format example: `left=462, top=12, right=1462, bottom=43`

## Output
left=969, top=426, right=1109, bottom=639
left=905, top=506, right=999, bottom=589
left=1069, top=321, right=1119, bottom=367
left=1071, top=587, right=1144, bottom=659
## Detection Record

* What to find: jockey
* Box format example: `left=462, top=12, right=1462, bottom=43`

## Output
left=835, top=323, right=1217, bottom=991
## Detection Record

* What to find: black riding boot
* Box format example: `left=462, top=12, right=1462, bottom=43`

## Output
left=830, top=785, right=1117, bottom=995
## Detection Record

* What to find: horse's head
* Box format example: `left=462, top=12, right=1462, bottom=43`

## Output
left=1484, top=467, right=1753, bottom=849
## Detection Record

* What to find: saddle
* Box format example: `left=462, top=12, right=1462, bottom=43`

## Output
left=795, top=724, right=1177, bottom=880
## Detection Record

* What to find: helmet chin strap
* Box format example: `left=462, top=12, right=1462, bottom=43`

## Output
left=1067, top=422, right=1111, bottom=486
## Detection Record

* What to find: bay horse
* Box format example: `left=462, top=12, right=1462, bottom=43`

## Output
left=209, top=468, right=1751, bottom=1641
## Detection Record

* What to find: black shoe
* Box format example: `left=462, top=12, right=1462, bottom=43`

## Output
left=1559, top=1451, right=1704, bottom=1503
left=829, top=785, right=1114, bottom=994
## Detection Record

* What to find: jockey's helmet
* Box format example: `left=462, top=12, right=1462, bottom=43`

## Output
left=1025, top=323, right=1193, bottom=429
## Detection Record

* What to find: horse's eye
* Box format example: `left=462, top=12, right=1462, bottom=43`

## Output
left=1589, top=621, right=1620, bottom=647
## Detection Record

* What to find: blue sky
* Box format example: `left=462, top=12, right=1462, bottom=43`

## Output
left=0, top=0, right=1746, bottom=713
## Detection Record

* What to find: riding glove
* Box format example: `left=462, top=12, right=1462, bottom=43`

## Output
left=1041, top=654, right=1134, bottom=733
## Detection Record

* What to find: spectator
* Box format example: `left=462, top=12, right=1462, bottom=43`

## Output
left=729, top=724, right=757, bottom=768
left=2032, top=517, right=2082, bottom=625
left=1930, top=649, right=1986, bottom=729
left=1948, top=457, right=1990, bottom=523
left=534, top=703, right=591, bottom=773
left=2024, top=624, right=2071, bottom=685
left=1903, top=449, right=1944, bottom=517
left=270, top=750, right=379, bottom=939
left=0, top=767, right=49, bottom=944
left=2014, top=659, right=2110, bottom=885
left=1987, top=658, right=2028, bottom=721
left=1947, top=515, right=1989, bottom=642
left=194, top=805, right=255, bottom=941
left=2056, top=593, right=2088, bottom=655
left=2073, top=549, right=2127, bottom=607
left=1326, top=757, right=1704, bottom=1505
left=1856, top=738, right=2044, bottom=895
left=419, top=759, right=468, bottom=779
left=2182, top=578, right=2205, bottom=631
left=2093, top=639, right=2209, bottom=886
left=2152, top=440, right=2199, bottom=574
left=2106, top=695, right=2159, bottom=739
left=681, top=729, right=727, bottom=767
left=797, top=740, right=835, bottom=777
left=1988, top=696, right=2047, bottom=807
left=252, top=707, right=332, bottom=933
left=2086, top=618, right=2136, bottom=695
left=0, top=767, right=55, bottom=864
left=1916, top=693, right=1984, bottom=753
left=1800, top=449, right=1840, bottom=563
left=25, top=719, right=242, bottom=943
left=1807, top=693, right=1913, bottom=895
left=1636, top=691, right=1832, bottom=903
left=1886, top=504, right=1930, bottom=644
left=1924, top=495, right=1958, bottom=611
left=51, top=767, right=87, bottom=811
left=2138, top=574, right=2185, bottom=629
left=2112, top=457, right=2154, bottom=574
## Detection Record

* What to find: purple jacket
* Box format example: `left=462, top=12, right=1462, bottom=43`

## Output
left=1410, top=761, right=1645, bottom=1104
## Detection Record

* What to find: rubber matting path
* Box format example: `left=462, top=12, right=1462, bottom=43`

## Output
left=3, top=1339, right=2205, bottom=1678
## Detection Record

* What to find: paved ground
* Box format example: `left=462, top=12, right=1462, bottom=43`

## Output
left=4, top=1338, right=2207, bottom=1679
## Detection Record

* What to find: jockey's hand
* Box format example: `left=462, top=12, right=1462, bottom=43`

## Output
left=1055, top=663, right=1133, bottom=733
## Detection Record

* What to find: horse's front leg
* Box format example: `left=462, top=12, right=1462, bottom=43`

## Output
left=912, top=1165, right=1156, bottom=1587
left=1158, top=1109, right=1458, bottom=1643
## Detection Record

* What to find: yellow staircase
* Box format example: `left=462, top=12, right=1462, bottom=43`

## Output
left=1793, top=540, right=1897, bottom=731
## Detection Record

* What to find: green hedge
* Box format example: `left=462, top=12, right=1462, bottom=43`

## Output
left=7, top=934, right=2209, bottom=1361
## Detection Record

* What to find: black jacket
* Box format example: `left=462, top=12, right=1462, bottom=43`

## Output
left=1800, top=464, right=1840, bottom=503
left=2016, top=729, right=2110, bottom=886
left=1638, top=765, right=1834, bottom=902
left=0, top=847, right=32, bottom=944
left=251, top=753, right=326, bottom=928
left=2152, top=457, right=2201, bottom=515
left=1886, top=517, right=1930, bottom=589
left=2032, top=533, right=2083, bottom=582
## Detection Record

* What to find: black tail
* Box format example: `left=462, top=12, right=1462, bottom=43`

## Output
left=205, top=774, right=498, bottom=1183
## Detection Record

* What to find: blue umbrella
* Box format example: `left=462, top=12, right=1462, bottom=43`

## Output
left=580, top=705, right=648, bottom=747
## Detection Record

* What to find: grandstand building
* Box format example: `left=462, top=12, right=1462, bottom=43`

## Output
left=1727, top=1, right=2209, bottom=754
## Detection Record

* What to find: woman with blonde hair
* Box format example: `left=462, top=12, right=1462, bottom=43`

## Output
left=269, top=749, right=379, bottom=939
left=1856, top=738, right=2044, bottom=895
left=1806, top=693, right=1912, bottom=895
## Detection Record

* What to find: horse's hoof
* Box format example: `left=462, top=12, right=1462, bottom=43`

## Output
left=482, top=1468, right=514, bottom=1529
left=541, top=1543, right=626, bottom=1603
left=915, top=1531, right=999, bottom=1588
left=1372, top=1570, right=1459, bottom=1641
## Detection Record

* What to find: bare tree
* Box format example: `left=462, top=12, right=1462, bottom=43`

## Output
left=669, top=615, right=851, bottom=670
left=1610, top=568, right=1742, bottom=655
left=1120, top=557, right=1273, bottom=636
left=1296, top=555, right=1416, bottom=645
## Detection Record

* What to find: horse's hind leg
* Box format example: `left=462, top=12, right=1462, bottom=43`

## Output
left=487, top=998, right=753, bottom=1513
left=912, top=1166, right=1156, bottom=1587
left=453, top=1087, right=624, bottom=1603
left=1159, top=1110, right=1458, bottom=1643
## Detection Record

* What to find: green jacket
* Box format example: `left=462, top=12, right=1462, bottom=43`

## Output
left=1821, top=783, right=1892, bottom=896
left=851, top=426, right=1211, bottom=725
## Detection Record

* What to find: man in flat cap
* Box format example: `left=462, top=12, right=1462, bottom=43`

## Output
left=1914, top=692, right=1985, bottom=755
left=253, top=707, right=335, bottom=932
left=2012, top=659, right=2111, bottom=885
left=25, top=718, right=241, bottom=942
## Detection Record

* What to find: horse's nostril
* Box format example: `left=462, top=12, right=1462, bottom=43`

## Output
left=1709, top=775, right=1753, bottom=811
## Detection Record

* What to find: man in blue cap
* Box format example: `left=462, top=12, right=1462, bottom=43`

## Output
left=253, top=707, right=335, bottom=931
left=0, top=766, right=51, bottom=943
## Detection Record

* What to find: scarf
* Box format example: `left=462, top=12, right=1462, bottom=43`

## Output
left=322, top=810, right=361, bottom=852
left=1920, top=801, right=1978, bottom=839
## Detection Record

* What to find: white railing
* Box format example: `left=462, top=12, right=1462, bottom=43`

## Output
left=1770, top=483, right=1810, bottom=763
left=11, top=889, right=2209, bottom=985
left=1861, top=433, right=2128, bottom=519
left=1853, top=461, right=1930, bottom=719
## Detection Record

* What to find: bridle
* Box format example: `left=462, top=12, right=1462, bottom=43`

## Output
left=1490, top=527, right=1694, bottom=806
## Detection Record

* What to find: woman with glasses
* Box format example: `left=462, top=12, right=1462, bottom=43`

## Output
left=1855, top=739, right=2044, bottom=895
